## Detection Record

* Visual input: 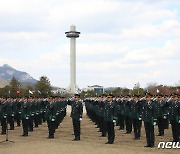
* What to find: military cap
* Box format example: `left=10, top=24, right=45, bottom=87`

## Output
left=100, top=94, right=106, bottom=97
left=157, top=93, right=164, bottom=97
left=74, top=94, right=80, bottom=98
left=107, top=94, right=114, bottom=98
left=171, top=93, right=178, bottom=97
left=145, top=92, right=153, bottom=97
left=134, top=94, right=140, bottom=98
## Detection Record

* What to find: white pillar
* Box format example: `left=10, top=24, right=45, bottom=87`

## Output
left=70, top=36, right=76, bottom=87
left=65, top=25, right=80, bottom=94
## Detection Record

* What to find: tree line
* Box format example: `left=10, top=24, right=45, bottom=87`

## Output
left=0, top=76, right=52, bottom=98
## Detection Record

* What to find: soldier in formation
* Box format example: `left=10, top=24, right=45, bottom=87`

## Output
left=0, top=96, right=67, bottom=138
left=104, top=94, right=117, bottom=144
left=131, top=95, right=142, bottom=140
left=0, top=93, right=179, bottom=146
left=46, top=96, right=67, bottom=139
left=84, top=93, right=179, bottom=146
left=68, top=94, right=83, bottom=141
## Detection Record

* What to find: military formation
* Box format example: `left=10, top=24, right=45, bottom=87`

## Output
left=0, top=93, right=180, bottom=147
left=0, top=96, right=67, bottom=139
left=85, top=93, right=180, bottom=147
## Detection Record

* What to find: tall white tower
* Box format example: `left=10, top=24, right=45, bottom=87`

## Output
left=65, top=25, right=80, bottom=94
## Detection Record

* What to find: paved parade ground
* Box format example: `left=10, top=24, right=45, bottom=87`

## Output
left=0, top=107, right=179, bottom=154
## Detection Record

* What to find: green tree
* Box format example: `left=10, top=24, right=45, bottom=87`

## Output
left=0, top=85, right=11, bottom=97
left=35, top=76, right=52, bottom=97
left=80, top=90, right=96, bottom=98
left=113, top=87, right=123, bottom=97
left=9, top=76, right=21, bottom=97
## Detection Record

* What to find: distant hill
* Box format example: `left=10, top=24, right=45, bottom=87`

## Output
left=0, top=64, right=38, bottom=84
left=0, top=78, right=9, bottom=88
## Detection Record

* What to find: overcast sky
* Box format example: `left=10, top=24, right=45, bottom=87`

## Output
left=0, top=0, right=180, bottom=89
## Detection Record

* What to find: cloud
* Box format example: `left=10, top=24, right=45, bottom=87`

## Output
left=0, top=0, right=180, bottom=88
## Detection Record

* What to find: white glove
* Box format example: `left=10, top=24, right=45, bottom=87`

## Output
left=113, top=120, right=116, bottom=123
left=79, top=118, right=82, bottom=121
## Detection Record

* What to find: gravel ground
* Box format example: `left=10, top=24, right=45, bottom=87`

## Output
left=0, top=107, right=179, bottom=154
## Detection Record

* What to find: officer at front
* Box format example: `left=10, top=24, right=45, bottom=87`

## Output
left=69, top=94, right=83, bottom=141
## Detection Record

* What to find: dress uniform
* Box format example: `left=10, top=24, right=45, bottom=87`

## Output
left=164, top=95, right=169, bottom=129
left=99, top=95, right=107, bottom=137
left=7, top=98, right=15, bottom=130
left=124, top=95, right=132, bottom=134
left=34, top=99, right=39, bottom=128
left=142, top=93, right=156, bottom=148
left=15, top=98, right=22, bottom=127
left=131, top=95, right=142, bottom=139
left=104, top=94, right=117, bottom=144
left=69, top=94, right=83, bottom=141
left=119, top=97, right=125, bottom=130
left=55, top=97, right=67, bottom=129
left=154, top=95, right=166, bottom=136
left=0, top=98, right=8, bottom=135
left=28, top=98, right=34, bottom=132
left=166, top=94, right=180, bottom=142
left=46, top=97, right=57, bottom=139
left=114, top=98, right=121, bottom=127
left=21, top=98, right=30, bottom=136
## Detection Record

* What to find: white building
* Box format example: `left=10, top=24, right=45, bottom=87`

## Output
left=51, top=88, right=67, bottom=95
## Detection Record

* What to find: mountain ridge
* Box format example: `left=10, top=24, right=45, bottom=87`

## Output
left=0, top=64, right=37, bottom=88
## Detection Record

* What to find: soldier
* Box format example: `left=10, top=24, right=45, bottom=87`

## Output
left=55, top=97, right=67, bottom=129
left=119, top=96, right=125, bottom=130
left=55, top=96, right=61, bottom=129
left=114, top=97, right=121, bottom=128
left=46, top=97, right=56, bottom=139
left=131, top=95, right=142, bottom=140
left=0, top=97, right=8, bottom=135
left=155, top=94, right=166, bottom=136
left=124, top=95, right=132, bottom=134
left=34, top=98, right=39, bottom=128
left=7, top=98, right=15, bottom=130
left=27, top=97, right=34, bottom=132
left=166, top=94, right=180, bottom=142
left=69, top=94, right=83, bottom=141
left=41, top=98, right=47, bottom=123
left=21, top=98, right=30, bottom=136
left=142, top=93, right=156, bottom=148
left=104, top=94, right=117, bottom=144
left=164, top=95, right=169, bottom=129
left=15, top=98, right=22, bottom=127
left=99, top=95, right=107, bottom=137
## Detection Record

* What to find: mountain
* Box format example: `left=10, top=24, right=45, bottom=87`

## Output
left=0, top=64, right=38, bottom=84
left=0, top=78, right=9, bottom=88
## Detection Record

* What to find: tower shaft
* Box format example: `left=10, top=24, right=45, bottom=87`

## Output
left=70, top=37, right=76, bottom=87
left=65, top=25, right=80, bottom=94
